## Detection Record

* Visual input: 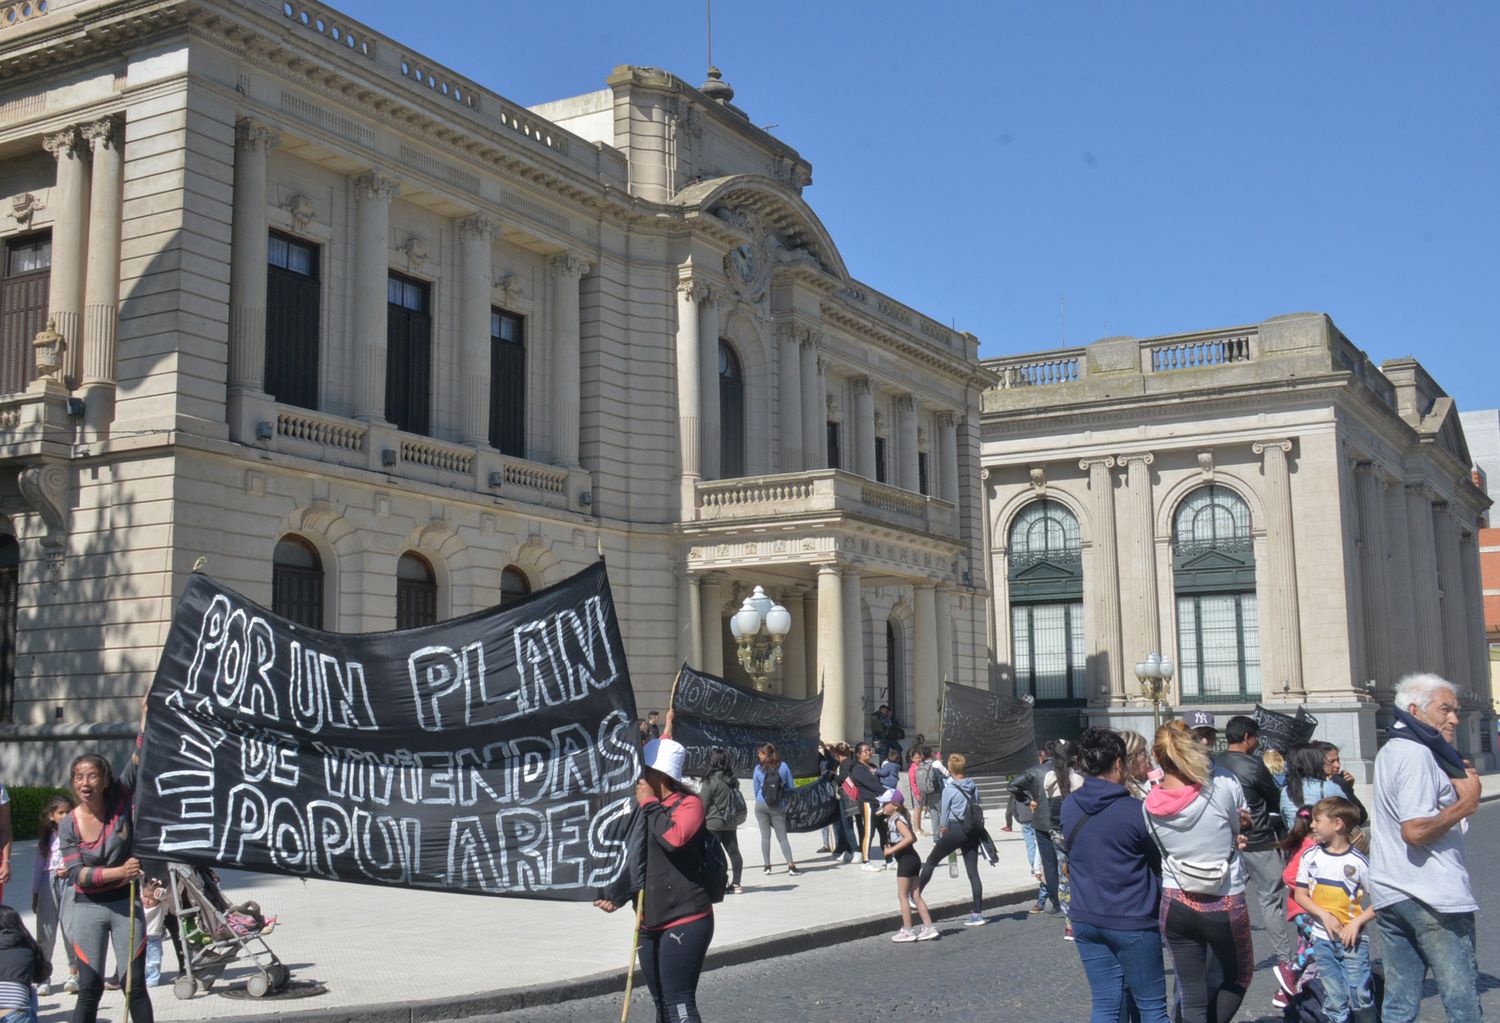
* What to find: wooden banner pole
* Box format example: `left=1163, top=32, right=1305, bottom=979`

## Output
left=620, top=889, right=646, bottom=1022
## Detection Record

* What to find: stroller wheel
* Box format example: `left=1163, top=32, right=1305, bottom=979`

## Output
left=247, top=972, right=271, bottom=998
left=268, top=965, right=289, bottom=991
left=173, top=977, right=197, bottom=1001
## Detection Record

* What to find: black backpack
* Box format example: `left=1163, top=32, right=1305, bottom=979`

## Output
left=696, top=828, right=728, bottom=904
left=725, top=780, right=748, bottom=828
left=761, top=767, right=785, bottom=806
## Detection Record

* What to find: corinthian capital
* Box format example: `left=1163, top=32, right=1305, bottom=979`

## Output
left=895, top=393, right=916, bottom=413
left=234, top=118, right=281, bottom=153
left=43, top=127, right=83, bottom=160
left=353, top=172, right=400, bottom=203
left=81, top=116, right=123, bottom=153
left=676, top=276, right=707, bottom=302
left=459, top=214, right=498, bottom=242
left=935, top=410, right=957, bottom=429
left=549, top=252, right=590, bottom=279
left=851, top=376, right=873, bottom=396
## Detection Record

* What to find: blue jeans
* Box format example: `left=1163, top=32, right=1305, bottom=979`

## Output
left=1376, top=898, right=1481, bottom=1023
left=1072, top=921, right=1170, bottom=1023
left=1310, top=935, right=1373, bottom=1022
left=1022, top=822, right=1038, bottom=869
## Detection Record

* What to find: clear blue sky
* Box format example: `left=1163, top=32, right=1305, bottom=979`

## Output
left=356, top=1, right=1499, bottom=413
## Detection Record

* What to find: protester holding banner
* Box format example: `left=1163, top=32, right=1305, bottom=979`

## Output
left=596, top=734, right=715, bottom=1023
left=850, top=744, right=887, bottom=870
left=59, top=701, right=154, bottom=1023
left=752, top=744, right=801, bottom=877
left=701, top=748, right=746, bottom=895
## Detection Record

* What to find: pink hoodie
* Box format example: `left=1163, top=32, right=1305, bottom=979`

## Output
left=1144, top=782, right=1203, bottom=817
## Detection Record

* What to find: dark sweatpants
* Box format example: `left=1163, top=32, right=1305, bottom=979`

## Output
left=916, top=823, right=983, bottom=914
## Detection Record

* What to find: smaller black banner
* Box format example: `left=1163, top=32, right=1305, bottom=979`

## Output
left=1251, top=703, right=1319, bottom=753
left=940, top=683, right=1036, bottom=775
left=784, top=779, right=841, bottom=833
left=669, top=664, right=823, bottom=778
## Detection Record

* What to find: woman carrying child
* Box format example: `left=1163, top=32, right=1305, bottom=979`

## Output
left=879, top=789, right=937, bottom=942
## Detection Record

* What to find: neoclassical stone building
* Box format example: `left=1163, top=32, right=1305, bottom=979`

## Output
left=980, top=314, right=1494, bottom=775
left=0, top=0, right=992, bottom=780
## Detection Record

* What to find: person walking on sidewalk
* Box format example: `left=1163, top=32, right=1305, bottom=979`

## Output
left=850, top=743, right=887, bottom=870
left=752, top=744, right=801, bottom=877
left=832, top=743, right=859, bottom=864
left=1370, top=673, right=1483, bottom=1023
left=880, top=789, right=938, bottom=942
left=1215, top=715, right=1290, bottom=968
left=1063, top=728, right=1168, bottom=1023
left=916, top=754, right=986, bottom=926
left=594, top=732, right=716, bottom=1023
left=700, top=748, right=746, bottom=894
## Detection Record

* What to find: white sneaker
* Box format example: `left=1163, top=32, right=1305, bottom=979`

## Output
left=965, top=912, right=986, bottom=926
left=916, top=925, right=940, bottom=941
left=891, top=927, right=917, bottom=942
left=861, top=861, right=887, bottom=872
left=36, top=983, right=50, bottom=997
left=64, top=976, right=80, bottom=994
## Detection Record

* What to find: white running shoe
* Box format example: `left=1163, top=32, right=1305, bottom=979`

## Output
left=891, top=928, right=917, bottom=943
left=36, top=984, right=50, bottom=997
left=916, top=925, right=940, bottom=941
left=965, top=912, right=986, bottom=926
left=861, top=861, right=887, bottom=872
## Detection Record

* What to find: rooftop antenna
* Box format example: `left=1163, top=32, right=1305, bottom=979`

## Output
left=700, top=0, right=734, bottom=104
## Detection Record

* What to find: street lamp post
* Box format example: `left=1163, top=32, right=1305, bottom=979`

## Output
left=1134, top=651, right=1176, bottom=734
left=730, top=585, right=792, bottom=693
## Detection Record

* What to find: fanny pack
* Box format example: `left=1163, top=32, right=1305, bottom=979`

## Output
left=1144, top=780, right=1235, bottom=895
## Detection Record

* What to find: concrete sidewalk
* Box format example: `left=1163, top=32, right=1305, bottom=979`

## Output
left=10, top=771, right=1500, bottom=1023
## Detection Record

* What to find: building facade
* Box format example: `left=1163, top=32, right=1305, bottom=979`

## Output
left=0, top=0, right=992, bottom=782
left=980, top=315, right=1494, bottom=776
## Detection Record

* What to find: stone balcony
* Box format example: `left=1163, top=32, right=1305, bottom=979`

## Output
left=693, top=469, right=957, bottom=538
left=267, top=404, right=590, bottom=512
left=982, top=312, right=1397, bottom=414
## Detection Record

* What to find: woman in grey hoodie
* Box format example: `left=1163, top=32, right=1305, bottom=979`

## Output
left=916, top=754, right=987, bottom=926
left=1143, top=721, right=1251, bottom=1023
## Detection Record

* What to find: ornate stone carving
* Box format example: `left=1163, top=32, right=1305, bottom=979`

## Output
left=32, top=319, right=66, bottom=380
left=895, top=393, right=916, bottom=412
left=935, top=411, right=956, bottom=429
left=1029, top=466, right=1047, bottom=493
left=851, top=376, right=872, bottom=396
left=282, top=194, right=317, bottom=231
left=676, top=276, right=710, bottom=302
left=397, top=236, right=428, bottom=271
left=18, top=462, right=69, bottom=564
left=43, top=128, right=83, bottom=160
left=234, top=118, right=280, bottom=152
left=549, top=252, right=590, bottom=279
left=1197, top=451, right=1214, bottom=480
left=873, top=412, right=885, bottom=433
left=917, top=427, right=927, bottom=447
left=1252, top=439, right=1293, bottom=457
left=353, top=172, right=399, bottom=203
left=9, top=192, right=42, bottom=228
left=494, top=272, right=526, bottom=306
left=1116, top=451, right=1155, bottom=467
left=81, top=116, right=122, bottom=152
left=458, top=214, right=497, bottom=241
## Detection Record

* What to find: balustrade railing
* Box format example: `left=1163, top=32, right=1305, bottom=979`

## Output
left=276, top=408, right=365, bottom=451
left=1146, top=334, right=1253, bottom=373
left=695, top=470, right=955, bottom=536
left=399, top=437, right=474, bottom=475
left=503, top=459, right=567, bottom=494
left=990, top=352, right=1084, bottom=389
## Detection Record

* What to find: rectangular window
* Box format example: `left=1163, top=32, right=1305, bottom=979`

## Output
left=1012, top=602, right=1085, bottom=703
left=1176, top=593, right=1261, bottom=702
left=489, top=308, right=526, bottom=457
left=1, top=232, right=51, bottom=396
left=874, top=437, right=888, bottom=484
left=386, top=272, right=432, bottom=435
left=265, top=231, right=320, bottom=409
left=826, top=420, right=841, bottom=470
left=918, top=452, right=930, bottom=496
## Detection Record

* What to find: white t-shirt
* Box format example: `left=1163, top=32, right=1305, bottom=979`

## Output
left=1295, top=844, right=1370, bottom=942
left=1369, top=738, right=1475, bottom=913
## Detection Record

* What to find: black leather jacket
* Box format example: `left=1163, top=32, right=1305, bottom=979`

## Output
left=1216, top=750, right=1284, bottom=851
left=1007, top=762, right=1052, bottom=833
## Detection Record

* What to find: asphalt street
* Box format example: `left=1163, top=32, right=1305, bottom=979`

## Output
left=475, top=802, right=1500, bottom=1022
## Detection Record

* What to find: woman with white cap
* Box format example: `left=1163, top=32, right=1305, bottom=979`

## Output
left=595, top=714, right=716, bottom=1023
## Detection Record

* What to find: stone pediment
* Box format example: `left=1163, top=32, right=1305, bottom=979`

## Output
left=1009, top=558, right=1079, bottom=582
left=1422, top=398, right=1473, bottom=470
left=1175, top=548, right=1251, bottom=572
left=670, top=175, right=848, bottom=282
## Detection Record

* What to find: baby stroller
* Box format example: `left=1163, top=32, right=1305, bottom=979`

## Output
left=165, top=862, right=289, bottom=999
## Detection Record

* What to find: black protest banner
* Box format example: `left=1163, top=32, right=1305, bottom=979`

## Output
left=668, top=664, right=823, bottom=778
left=939, top=682, right=1036, bottom=775
left=1251, top=704, right=1319, bottom=753
left=784, top=779, right=840, bottom=833
left=136, top=561, right=640, bottom=901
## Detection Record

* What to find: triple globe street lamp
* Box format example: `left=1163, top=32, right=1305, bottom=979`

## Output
left=1134, top=651, right=1176, bottom=733
left=730, top=585, right=792, bottom=693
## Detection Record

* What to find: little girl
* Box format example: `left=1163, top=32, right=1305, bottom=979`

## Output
left=29, top=795, right=77, bottom=997
left=879, top=789, right=937, bottom=942
left=0, top=905, right=49, bottom=1023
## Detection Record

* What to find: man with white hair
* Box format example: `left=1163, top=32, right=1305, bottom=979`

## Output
left=1370, top=673, right=1483, bottom=1023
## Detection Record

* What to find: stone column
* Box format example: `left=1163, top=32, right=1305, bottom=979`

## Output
left=698, top=291, right=721, bottom=479
left=781, top=588, right=807, bottom=698
left=935, top=586, right=956, bottom=712
left=675, top=277, right=704, bottom=507
left=841, top=567, right=866, bottom=741
left=852, top=377, right=876, bottom=479
left=1255, top=440, right=1304, bottom=697
left=777, top=324, right=803, bottom=473
left=351, top=172, right=399, bottom=422
left=548, top=252, right=588, bottom=467
left=1459, top=533, right=1488, bottom=697
left=79, top=116, right=124, bottom=436
left=699, top=572, right=725, bottom=676
left=1119, top=453, right=1159, bottom=659
left=938, top=412, right=960, bottom=505
left=913, top=583, right=939, bottom=737
left=1083, top=457, right=1124, bottom=705
left=800, top=334, right=823, bottom=470
left=1355, top=464, right=1393, bottom=694
left=1381, top=478, right=1417, bottom=681
left=1433, top=504, right=1466, bottom=684
left=1405, top=485, right=1444, bottom=674
left=458, top=215, right=497, bottom=447
left=817, top=564, right=846, bottom=740
left=803, top=588, right=820, bottom=697
left=43, top=127, right=89, bottom=388
left=677, top=570, right=703, bottom=670
left=897, top=394, right=919, bottom=492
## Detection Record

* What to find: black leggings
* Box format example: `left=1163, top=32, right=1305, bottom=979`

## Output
left=639, top=914, right=714, bottom=1023
left=916, top=825, right=983, bottom=914
left=712, top=829, right=743, bottom=886
left=1161, top=895, right=1250, bottom=1023
left=70, top=889, right=153, bottom=1023
left=1035, top=828, right=1062, bottom=910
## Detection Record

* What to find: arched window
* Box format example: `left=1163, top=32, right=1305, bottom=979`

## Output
left=501, top=565, right=531, bottom=605
left=0, top=536, right=17, bottom=722
left=1008, top=500, right=1084, bottom=704
left=272, top=536, right=323, bottom=629
left=396, top=552, right=437, bottom=629
left=718, top=340, right=745, bottom=479
left=1172, top=485, right=1259, bottom=703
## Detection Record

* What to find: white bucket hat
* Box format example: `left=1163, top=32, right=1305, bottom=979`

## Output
left=642, top=737, right=686, bottom=783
